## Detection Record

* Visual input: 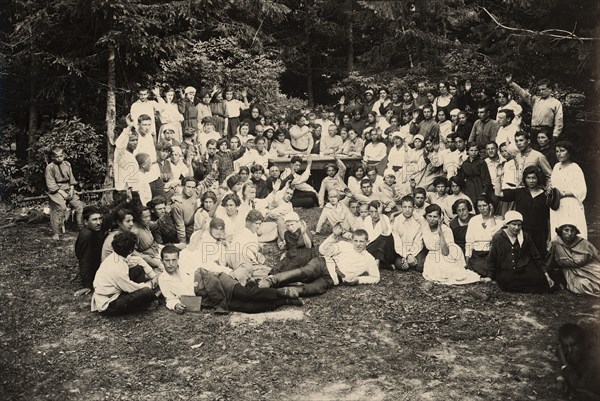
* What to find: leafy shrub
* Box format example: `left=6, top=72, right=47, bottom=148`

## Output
left=1, top=116, right=107, bottom=202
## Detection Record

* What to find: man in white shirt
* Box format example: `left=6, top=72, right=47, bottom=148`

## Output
left=91, top=232, right=158, bottom=315
left=391, top=195, right=425, bottom=271
left=224, top=87, right=249, bottom=137
left=113, top=125, right=140, bottom=191
left=136, top=114, right=158, bottom=162
left=496, top=89, right=522, bottom=128
left=495, top=109, right=518, bottom=155
left=319, top=125, right=344, bottom=155
left=259, top=227, right=379, bottom=297
left=228, top=210, right=271, bottom=281
left=130, top=87, right=164, bottom=141
left=159, top=244, right=301, bottom=314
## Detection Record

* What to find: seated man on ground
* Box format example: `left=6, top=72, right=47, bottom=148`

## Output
left=74, top=206, right=106, bottom=296
left=227, top=210, right=271, bottom=282
left=179, top=217, right=253, bottom=286
left=390, top=196, right=426, bottom=272
left=317, top=158, right=347, bottom=208
left=158, top=245, right=301, bottom=315
left=91, top=232, right=158, bottom=316
left=280, top=155, right=318, bottom=208
left=259, top=227, right=380, bottom=297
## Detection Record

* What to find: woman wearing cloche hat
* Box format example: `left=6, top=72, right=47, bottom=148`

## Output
left=487, top=211, right=557, bottom=293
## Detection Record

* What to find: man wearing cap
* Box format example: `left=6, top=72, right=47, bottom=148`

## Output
left=259, top=227, right=379, bottom=297
left=487, top=211, right=556, bottom=293
left=130, top=87, right=164, bottom=142
left=178, top=86, right=199, bottom=131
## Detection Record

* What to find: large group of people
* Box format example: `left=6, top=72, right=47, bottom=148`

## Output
left=44, top=74, right=598, bottom=317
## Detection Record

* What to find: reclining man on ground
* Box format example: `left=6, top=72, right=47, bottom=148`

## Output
left=258, top=223, right=380, bottom=297
left=158, top=244, right=302, bottom=315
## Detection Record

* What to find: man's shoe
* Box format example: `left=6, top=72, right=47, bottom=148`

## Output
left=258, top=276, right=274, bottom=288
left=277, top=287, right=301, bottom=299
left=286, top=298, right=304, bottom=307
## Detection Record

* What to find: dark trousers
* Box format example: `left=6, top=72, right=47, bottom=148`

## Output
left=367, top=235, right=396, bottom=267
left=395, top=248, right=427, bottom=273
left=129, top=266, right=147, bottom=283
left=291, top=190, right=318, bottom=208
left=102, top=287, right=157, bottom=316
left=227, top=284, right=287, bottom=313
left=228, top=117, right=240, bottom=138
left=272, top=256, right=334, bottom=296
left=468, top=250, right=493, bottom=278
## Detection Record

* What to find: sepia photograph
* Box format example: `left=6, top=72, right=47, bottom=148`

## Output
left=0, top=1, right=599, bottom=400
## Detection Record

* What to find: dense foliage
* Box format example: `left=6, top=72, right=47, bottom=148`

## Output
left=0, top=0, right=598, bottom=200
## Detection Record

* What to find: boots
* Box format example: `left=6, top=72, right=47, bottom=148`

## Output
left=258, top=269, right=303, bottom=288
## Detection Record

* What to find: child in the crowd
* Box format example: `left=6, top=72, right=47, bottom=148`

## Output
left=317, top=158, right=347, bottom=208
left=314, top=189, right=350, bottom=235
left=377, top=169, right=401, bottom=212
left=273, top=211, right=317, bottom=274
left=44, top=146, right=84, bottom=240
left=216, top=137, right=246, bottom=183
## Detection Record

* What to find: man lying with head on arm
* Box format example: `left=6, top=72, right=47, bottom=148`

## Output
left=258, top=224, right=380, bottom=297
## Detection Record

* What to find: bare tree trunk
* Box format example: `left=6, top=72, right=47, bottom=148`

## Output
left=306, top=51, right=314, bottom=107
left=346, top=0, right=354, bottom=72
left=27, top=57, right=38, bottom=164
left=103, top=44, right=116, bottom=201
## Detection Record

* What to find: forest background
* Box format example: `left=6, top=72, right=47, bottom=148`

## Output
left=0, top=0, right=599, bottom=201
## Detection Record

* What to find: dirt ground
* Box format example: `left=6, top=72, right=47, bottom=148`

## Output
left=1, top=206, right=599, bottom=401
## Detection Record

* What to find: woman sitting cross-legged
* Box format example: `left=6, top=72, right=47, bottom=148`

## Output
left=546, top=223, right=600, bottom=297
left=487, top=211, right=557, bottom=293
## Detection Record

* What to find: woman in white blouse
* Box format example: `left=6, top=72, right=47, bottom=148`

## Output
left=158, top=87, right=184, bottom=142
left=464, top=194, right=503, bottom=278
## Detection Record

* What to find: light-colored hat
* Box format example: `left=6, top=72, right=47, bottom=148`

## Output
left=365, top=89, right=374, bottom=95
left=184, top=86, right=196, bottom=94
left=414, top=134, right=425, bottom=142
left=504, top=211, right=523, bottom=224
left=450, top=108, right=461, bottom=116
left=171, top=146, right=183, bottom=156
left=284, top=211, right=300, bottom=222
left=391, top=131, right=403, bottom=139
left=264, top=125, right=275, bottom=132
left=383, top=169, right=396, bottom=178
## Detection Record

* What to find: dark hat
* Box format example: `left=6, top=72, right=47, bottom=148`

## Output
left=546, top=187, right=560, bottom=211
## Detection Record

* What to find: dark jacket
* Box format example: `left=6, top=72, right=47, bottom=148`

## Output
left=193, top=268, right=237, bottom=312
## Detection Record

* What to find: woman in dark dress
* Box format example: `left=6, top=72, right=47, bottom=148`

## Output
left=495, top=165, right=550, bottom=257
left=487, top=211, right=556, bottom=293
left=449, top=199, right=473, bottom=254
left=457, top=142, right=492, bottom=206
